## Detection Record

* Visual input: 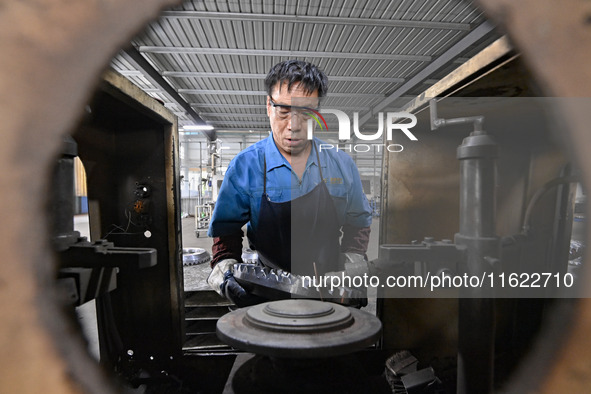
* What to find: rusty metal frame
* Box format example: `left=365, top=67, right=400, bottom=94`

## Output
left=0, top=1, right=178, bottom=393
left=474, top=1, right=591, bottom=393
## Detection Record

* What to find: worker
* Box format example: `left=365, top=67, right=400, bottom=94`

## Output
left=207, top=59, right=372, bottom=306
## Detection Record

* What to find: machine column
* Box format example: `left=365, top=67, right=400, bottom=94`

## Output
left=455, top=130, right=500, bottom=394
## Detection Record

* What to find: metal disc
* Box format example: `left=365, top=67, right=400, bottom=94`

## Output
left=216, top=299, right=382, bottom=358
left=182, top=248, right=211, bottom=266
left=244, top=300, right=354, bottom=333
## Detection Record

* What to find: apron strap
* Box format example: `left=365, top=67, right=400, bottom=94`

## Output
left=313, top=141, right=324, bottom=181
left=263, top=154, right=267, bottom=195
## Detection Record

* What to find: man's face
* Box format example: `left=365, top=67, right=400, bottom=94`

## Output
left=266, top=82, right=319, bottom=158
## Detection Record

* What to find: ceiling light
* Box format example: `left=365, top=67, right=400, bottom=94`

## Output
left=183, top=124, right=214, bottom=131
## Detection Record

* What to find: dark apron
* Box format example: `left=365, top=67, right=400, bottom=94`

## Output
left=252, top=142, right=341, bottom=277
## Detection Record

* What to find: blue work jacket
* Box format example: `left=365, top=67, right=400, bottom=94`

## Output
left=208, top=134, right=372, bottom=240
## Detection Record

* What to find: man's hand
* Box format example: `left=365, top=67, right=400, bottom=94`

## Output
left=207, top=259, right=262, bottom=307
left=318, top=253, right=371, bottom=308
left=340, top=252, right=370, bottom=277
left=321, top=270, right=368, bottom=308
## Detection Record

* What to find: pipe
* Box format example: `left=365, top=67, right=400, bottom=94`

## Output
left=522, top=176, right=579, bottom=234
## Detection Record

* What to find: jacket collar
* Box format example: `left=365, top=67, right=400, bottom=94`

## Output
left=264, top=134, right=319, bottom=172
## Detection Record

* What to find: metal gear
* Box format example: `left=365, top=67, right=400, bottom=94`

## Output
left=232, top=263, right=366, bottom=307
left=182, top=248, right=211, bottom=266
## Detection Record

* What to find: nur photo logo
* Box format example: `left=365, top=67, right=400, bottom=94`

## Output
left=306, top=109, right=418, bottom=152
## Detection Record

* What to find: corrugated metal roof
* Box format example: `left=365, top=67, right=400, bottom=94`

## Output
left=112, top=0, right=499, bottom=136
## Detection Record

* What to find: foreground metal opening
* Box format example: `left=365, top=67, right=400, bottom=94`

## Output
left=2, top=1, right=591, bottom=393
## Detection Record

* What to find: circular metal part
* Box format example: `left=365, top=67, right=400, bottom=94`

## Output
left=244, top=300, right=354, bottom=333
left=216, top=299, right=382, bottom=358
left=182, top=248, right=211, bottom=266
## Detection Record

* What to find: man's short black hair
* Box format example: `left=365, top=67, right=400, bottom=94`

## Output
left=265, top=60, right=328, bottom=98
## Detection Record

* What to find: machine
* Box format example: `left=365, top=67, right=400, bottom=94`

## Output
left=46, top=39, right=584, bottom=394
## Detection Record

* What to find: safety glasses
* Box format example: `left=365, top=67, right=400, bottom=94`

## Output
left=269, top=97, right=320, bottom=121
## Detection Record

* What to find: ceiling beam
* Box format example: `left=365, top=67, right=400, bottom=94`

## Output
left=217, top=131, right=271, bottom=134
left=177, top=89, right=385, bottom=98
left=118, top=47, right=216, bottom=141
left=165, top=71, right=266, bottom=79
left=403, top=37, right=514, bottom=114
left=126, top=70, right=405, bottom=84
left=162, top=71, right=406, bottom=84
left=190, top=103, right=372, bottom=111
left=200, top=113, right=268, bottom=118
left=179, top=129, right=271, bottom=137
left=160, top=11, right=472, bottom=31
left=138, top=46, right=431, bottom=62
left=207, top=120, right=270, bottom=126
left=191, top=103, right=265, bottom=109
left=116, top=70, right=143, bottom=76
left=164, top=71, right=261, bottom=79
left=357, top=21, right=496, bottom=127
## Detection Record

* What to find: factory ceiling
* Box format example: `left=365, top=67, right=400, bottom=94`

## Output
left=111, top=0, right=501, bottom=140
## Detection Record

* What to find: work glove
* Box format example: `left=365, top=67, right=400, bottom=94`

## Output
left=207, top=259, right=262, bottom=307
left=319, top=253, right=370, bottom=308
left=340, top=252, right=370, bottom=277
